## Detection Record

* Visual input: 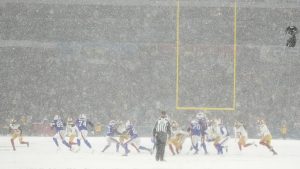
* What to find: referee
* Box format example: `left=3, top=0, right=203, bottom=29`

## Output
left=153, top=111, right=171, bottom=161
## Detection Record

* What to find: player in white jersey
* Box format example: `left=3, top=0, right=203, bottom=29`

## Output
left=9, top=119, right=29, bottom=151
left=168, top=120, right=189, bottom=155
left=66, top=117, right=78, bottom=146
left=218, top=119, right=230, bottom=153
left=257, top=119, right=277, bottom=155
left=234, top=121, right=256, bottom=151
left=206, top=118, right=228, bottom=155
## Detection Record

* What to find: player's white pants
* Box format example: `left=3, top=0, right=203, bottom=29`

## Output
left=191, top=135, right=201, bottom=147
left=106, top=136, right=119, bottom=145
left=125, top=137, right=141, bottom=147
left=220, top=136, right=230, bottom=147
left=78, top=130, right=88, bottom=140
left=53, top=130, right=66, bottom=140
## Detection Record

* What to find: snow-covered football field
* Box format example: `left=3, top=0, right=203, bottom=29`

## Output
left=0, top=137, right=299, bottom=169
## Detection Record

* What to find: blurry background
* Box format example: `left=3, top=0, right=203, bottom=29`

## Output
left=0, top=0, right=299, bottom=138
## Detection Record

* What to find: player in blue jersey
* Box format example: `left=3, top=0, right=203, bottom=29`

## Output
left=50, top=115, right=71, bottom=150
left=75, top=114, right=94, bottom=151
left=121, top=120, right=152, bottom=156
left=101, top=120, right=121, bottom=152
left=196, top=112, right=209, bottom=154
left=187, top=119, right=201, bottom=154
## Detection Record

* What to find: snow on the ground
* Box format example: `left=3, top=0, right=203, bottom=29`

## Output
left=0, top=137, right=299, bottom=169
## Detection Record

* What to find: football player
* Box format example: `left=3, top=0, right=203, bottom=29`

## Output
left=217, top=119, right=230, bottom=153
left=187, top=119, right=201, bottom=154
left=101, top=120, right=121, bottom=152
left=196, top=112, right=208, bottom=154
left=121, top=120, right=152, bottom=156
left=234, top=121, right=256, bottom=151
left=75, top=114, right=94, bottom=151
left=50, top=115, right=71, bottom=150
left=66, top=117, right=77, bottom=146
left=9, top=119, right=29, bottom=151
left=257, top=119, right=277, bottom=155
left=168, top=120, right=188, bottom=155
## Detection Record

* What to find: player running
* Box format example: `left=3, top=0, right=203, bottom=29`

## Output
left=196, top=112, right=208, bottom=154
left=234, top=121, right=256, bottom=151
left=187, top=119, right=202, bottom=154
left=50, top=115, right=71, bottom=150
left=101, top=120, right=121, bottom=152
left=257, top=119, right=277, bottom=155
left=75, top=114, right=94, bottom=152
left=9, top=119, right=29, bottom=151
left=66, top=117, right=78, bottom=146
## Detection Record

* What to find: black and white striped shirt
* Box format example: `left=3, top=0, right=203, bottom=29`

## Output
left=153, top=117, right=171, bottom=136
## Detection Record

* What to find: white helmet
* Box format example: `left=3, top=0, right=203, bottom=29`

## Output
left=67, top=117, right=73, bottom=122
left=54, top=115, right=60, bottom=120
left=256, top=119, right=265, bottom=125
left=79, top=114, right=87, bottom=120
left=109, top=120, right=116, bottom=126
left=234, top=121, right=243, bottom=127
left=171, top=120, right=179, bottom=128
left=196, top=112, right=205, bottom=119
left=11, top=119, right=17, bottom=124
left=125, top=120, right=132, bottom=128
left=191, top=119, right=198, bottom=124
left=215, top=118, right=222, bottom=125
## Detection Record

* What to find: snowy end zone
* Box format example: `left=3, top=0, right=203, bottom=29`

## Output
left=0, top=137, right=299, bottom=169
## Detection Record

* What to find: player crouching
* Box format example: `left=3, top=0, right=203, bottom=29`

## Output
left=121, top=120, right=152, bottom=156
left=9, top=119, right=29, bottom=151
left=168, top=120, right=188, bottom=155
left=206, top=119, right=229, bottom=155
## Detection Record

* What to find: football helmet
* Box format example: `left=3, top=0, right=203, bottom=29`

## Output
left=234, top=121, right=242, bottom=127
left=54, top=115, right=60, bottom=120
left=196, top=111, right=205, bottom=119
left=109, top=120, right=116, bottom=126
left=11, top=119, right=17, bottom=124
left=191, top=119, right=198, bottom=124
left=67, top=117, right=73, bottom=122
left=171, top=120, right=179, bottom=128
left=79, top=114, right=87, bottom=120
left=125, top=120, right=132, bottom=128
left=256, top=119, right=265, bottom=125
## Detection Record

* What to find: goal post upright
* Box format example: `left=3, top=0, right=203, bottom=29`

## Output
left=175, top=0, right=237, bottom=111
